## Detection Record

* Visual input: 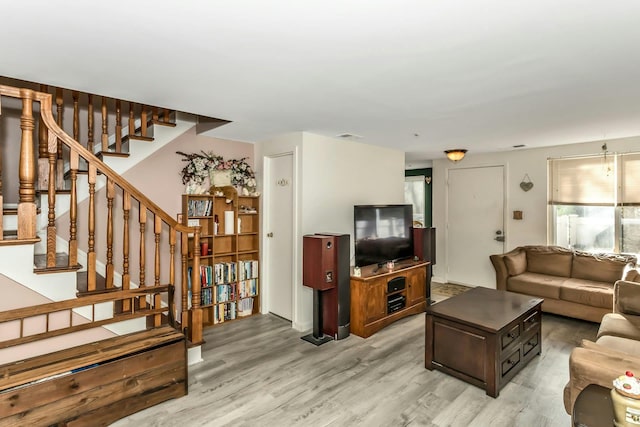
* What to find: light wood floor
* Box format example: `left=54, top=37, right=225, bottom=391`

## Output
left=112, top=310, right=598, bottom=427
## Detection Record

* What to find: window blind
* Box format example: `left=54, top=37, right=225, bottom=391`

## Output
left=548, top=157, right=616, bottom=206
left=621, top=153, right=640, bottom=205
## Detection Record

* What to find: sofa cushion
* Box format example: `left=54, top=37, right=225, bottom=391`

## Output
left=597, top=313, right=640, bottom=341
left=596, top=335, right=640, bottom=356
left=504, top=250, right=527, bottom=276
left=559, top=278, right=613, bottom=309
left=581, top=339, right=635, bottom=359
left=507, top=272, right=563, bottom=299
left=572, top=252, right=631, bottom=283
left=525, top=246, right=573, bottom=277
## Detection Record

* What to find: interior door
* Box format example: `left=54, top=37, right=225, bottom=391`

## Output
left=265, top=153, right=294, bottom=320
left=447, top=166, right=504, bottom=288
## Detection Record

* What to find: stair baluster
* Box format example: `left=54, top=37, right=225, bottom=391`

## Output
left=55, top=88, right=64, bottom=190
left=37, top=84, right=49, bottom=191
left=140, top=105, right=148, bottom=139
left=68, top=151, right=78, bottom=266
left=154, top=215, right=161, bottom=286
left=46, top=131, right=57, bottom=268
left=18, top=89, right=37, bottom=240
left=87, top=93, right=94, bottom=154
left=128, top=101, right=135, bottom=139
left=122, top=191, right=131, bottom=312
left=106, top=179, right=115, bottom=289
left=87, top=164, right=97, bottom=291
left=139, top=205, right=147, bottom=309
left=115, top=99, right=122, bottom=153
left=101, top=96, right=108, bottom=152
left=72, top=90, right=79, bottom=141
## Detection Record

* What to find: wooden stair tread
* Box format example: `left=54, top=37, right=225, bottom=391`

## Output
left=97, top=151, right=130, bottom=159
left=2, top=207, right=42, bottom=215
left=151, top=119, right=177, bottom=127
left=123, top=134, right=154, bottom=142
left=33, top=253, right=82, bottom=273
left=34, top=188, right=72, bottom=195
left=76, top=271, right=119, bottom=296
left=0, top=235, right=40, bottom=246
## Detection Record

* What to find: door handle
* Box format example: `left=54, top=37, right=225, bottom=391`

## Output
left=495, top=235, right=505, bottom=242
left=267, top=232, right=274, bottom=238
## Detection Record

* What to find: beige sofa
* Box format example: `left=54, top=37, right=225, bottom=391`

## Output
left=563, top=279, right=640, bottom=414
left=490, top=246, right=637, bottom=323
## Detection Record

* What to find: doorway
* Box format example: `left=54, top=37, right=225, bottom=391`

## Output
left=264, top=153, right=294, bottom=320
left=446, top=165, right=505, bottom=288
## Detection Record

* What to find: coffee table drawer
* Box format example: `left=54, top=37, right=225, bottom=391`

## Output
left=501, top=324, right=520, bottom=349
left=523, top=332, right=540, bottom=356
left=501, top=348, right=521, bottom=377
left=523, top=310, right=541, bottom=333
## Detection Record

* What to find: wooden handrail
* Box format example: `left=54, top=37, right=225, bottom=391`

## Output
left=0, top=84, right=202, bottom=343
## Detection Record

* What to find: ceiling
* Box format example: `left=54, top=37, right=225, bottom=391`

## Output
left=2, top=1, right=640, bottom=165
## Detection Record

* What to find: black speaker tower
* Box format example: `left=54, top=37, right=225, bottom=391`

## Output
left=412, top=227, right=436, bottom=304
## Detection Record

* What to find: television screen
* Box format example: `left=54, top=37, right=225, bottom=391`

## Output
left=354, top=205, right=414, bottom=267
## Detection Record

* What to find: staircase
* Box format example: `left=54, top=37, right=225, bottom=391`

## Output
left=0, top=83, right=207, bottom=366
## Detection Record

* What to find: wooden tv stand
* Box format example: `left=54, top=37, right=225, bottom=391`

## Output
left=350, top=260, right=429, bottom=338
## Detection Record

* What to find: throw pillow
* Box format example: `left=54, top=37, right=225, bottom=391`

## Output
left=615, top=281, right=640, bottom=316
left=504, top=250, right=527, bottom=276
left=623, top=264, right=640, bottom=282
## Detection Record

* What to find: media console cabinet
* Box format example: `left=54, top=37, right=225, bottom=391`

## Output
left=350, top=260, right=429, bottom=338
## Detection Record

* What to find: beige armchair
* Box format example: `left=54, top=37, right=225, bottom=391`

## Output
left=564, top=279, right=640, bottom=414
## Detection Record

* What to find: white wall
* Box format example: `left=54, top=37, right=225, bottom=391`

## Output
left=257, top=132, right=405, bottom=331
left=432, top=135, right=640, bottom=283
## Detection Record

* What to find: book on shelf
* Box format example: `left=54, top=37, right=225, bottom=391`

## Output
left=238, top=279, right=258, bottom=298
left=238, top=297, right=254, bottom=317
left=200, top=265, right=213, bottom=286
left=214, top=262, right=237, bottom=285
left=213, top=301, right=237, bottom=324
left=238, top=260, right=259, bottom=280
left=201, top=287, right=214, bottom=306
left=187, top=199, right=213, bottom=217
left=216, top=283, right=236, bottom=303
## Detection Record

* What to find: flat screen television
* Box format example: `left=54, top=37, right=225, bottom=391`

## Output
left=354, top=204, right=414, bottom=267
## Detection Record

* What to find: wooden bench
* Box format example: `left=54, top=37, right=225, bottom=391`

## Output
left=0, top=326, right=187, bottom=426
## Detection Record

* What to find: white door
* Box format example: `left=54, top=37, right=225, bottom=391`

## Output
left=447, top=166, right=504, bottom=288
left=265, top=153, right=294, bottom=320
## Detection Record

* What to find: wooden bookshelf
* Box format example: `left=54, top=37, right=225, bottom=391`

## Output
left=182, top=187, right=260, bottom=329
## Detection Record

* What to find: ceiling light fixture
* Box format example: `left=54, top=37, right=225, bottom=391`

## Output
left=444, top=149, right=467, bottom=162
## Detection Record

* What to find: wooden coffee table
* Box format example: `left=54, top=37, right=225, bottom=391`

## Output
left=425, top=287, right=543, bottom=397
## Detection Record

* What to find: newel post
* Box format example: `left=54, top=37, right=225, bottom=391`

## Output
left=17, top=89, right=37, bottom=239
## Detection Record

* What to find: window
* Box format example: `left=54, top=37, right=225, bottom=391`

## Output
left=404, top=176, right=425, bottom=227
left=549, top=153, right=640, bottom=255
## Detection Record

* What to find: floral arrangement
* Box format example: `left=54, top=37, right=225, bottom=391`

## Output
left=177, top=151, right=256, bottom=193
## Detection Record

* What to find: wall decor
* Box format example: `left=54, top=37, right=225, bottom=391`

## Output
left=520, top=174, right=533, bottom=192
left=176, top=151, right=257, bottom=195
